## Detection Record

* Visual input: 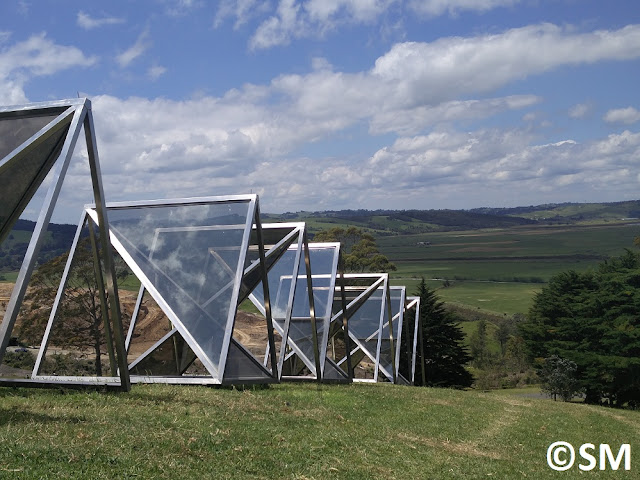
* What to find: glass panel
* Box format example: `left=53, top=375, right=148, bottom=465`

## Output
left=0, top=126, right=69, bottom=240
left=278, top=246, right=338, bottom=374
left=33, top=223, right=114, bottom=377
left=390, top=287, right=405, bottom=370
left=106, top=201, right=252, bottom=377
left=378, top=294, right=399, bottom=381
left=303, top=247, right=337, bottom=321
left=348, top=289, right=383, bottom=340
left=0, top=112, right=61, bottom=160
left=130, top=332, right=196, bottom=376
left=242, top=229, right=298, bottom=306
left=125, top=288, right=173, bottom=365
left=130, top=332, right=182, bottom=376
left=237, top=228, right=300, bottom=373
left=224, top=339, right=271, bottom=381
left=253, top=247, right=298, bottom=325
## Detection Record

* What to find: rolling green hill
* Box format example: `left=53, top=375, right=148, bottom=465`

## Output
left=265, top=199, right=640, bottom=236
left=471, top=200, right=640, bottom=223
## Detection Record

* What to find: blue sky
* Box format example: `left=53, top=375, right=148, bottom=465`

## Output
left=2, top=0, right=640, bottom=219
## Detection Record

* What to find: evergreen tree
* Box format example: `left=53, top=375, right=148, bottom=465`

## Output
left=313, top=227, right=396, bottom=272
left=415, top=277, right=473, bottom=388
left=520, top=250, right=640, bottom=406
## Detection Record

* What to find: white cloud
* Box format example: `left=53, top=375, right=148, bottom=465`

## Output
left=77, top=11, right=125, bottom=30
left=408, top=0, right=519, bottom=18
left=604, top=107, right=640, bottom=125
left=164, top=0, right=204, bottom=17
left=568, top=103, right=591, bottom=119
left=219, top=0, right=522, bottom=49
left=116, top=28, right=151, bottom=68
left=371, top=24, right=640, bottom=107
left=88, top=90, right=640, bottom=213
left=369, top=95, right=541, bottom=135
left=352, top=129, right=640, bottom=209
left=73, top=22, right=640, bottom=211
left=148, top=64, right=167, bottom=80
left=250, top=0, right=396, bottom=49
left=17, top=1, right=29, bottom=16
left=0, top=33, right=97, bottom=104
left=214, top=0, right=271, bottom=29
left=5, top=22, right=635, bottom=213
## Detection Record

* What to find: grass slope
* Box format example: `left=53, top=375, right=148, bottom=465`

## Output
left=0, top=383, right=637, bottom=479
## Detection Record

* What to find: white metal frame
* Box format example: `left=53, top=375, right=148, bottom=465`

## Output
left=0, top=98, right=129, bottom=390
left=47, top=196, right=281, bottom=385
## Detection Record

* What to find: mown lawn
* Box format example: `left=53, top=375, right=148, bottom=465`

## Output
left=0, top=383, right=637, bottom=479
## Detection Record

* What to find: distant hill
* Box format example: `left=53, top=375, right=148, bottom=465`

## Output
left=471, top=200, right=640, bottom=223
left=0, top=219, right=77, bottom=273
left=265, top=200, right=640, bottom=236
left=2, top=200, right=639, bottom=274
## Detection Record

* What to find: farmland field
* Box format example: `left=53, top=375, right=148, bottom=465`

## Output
left=381, top=222, right=640, bottom=314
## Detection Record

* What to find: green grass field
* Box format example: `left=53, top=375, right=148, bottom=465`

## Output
left=383, top=223, right=640, bottom=314
left=0, top=383, right=637, bottom=479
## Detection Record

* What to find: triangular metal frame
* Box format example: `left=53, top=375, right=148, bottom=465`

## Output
left=245, top=223, right=321, bottom=380
left=0, top=98, right=129, bottom=390
left=278, top=242, right=352, bottom=383
left=125, top=221, right=303, bottom=383
left=65, top=195, right=280, bottom=385
left=405, top=296, right=422, bottom=386
left=334, top=273, right=400, bottom=383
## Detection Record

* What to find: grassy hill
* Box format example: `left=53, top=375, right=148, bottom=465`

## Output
left=472, top=200, right=640, bottom=223
left=265, top=199, right=640, bottom=236
left=0, top=383, right=637, bottom=478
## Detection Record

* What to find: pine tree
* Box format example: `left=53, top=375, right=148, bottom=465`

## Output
left=415, top=277, right=473, bottom=388
left=520, top=250, right=640, bottom=406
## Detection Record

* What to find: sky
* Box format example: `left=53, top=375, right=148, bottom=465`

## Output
left=1, top=0, right=640, bottom=220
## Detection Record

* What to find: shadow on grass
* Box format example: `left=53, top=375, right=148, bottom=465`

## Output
left=0, top=406, right=87, bottom=426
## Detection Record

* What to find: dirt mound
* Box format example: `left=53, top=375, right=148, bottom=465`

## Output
left=120, top=290, right=270, bottom=357
left=3, top=282, right=272, bottom=361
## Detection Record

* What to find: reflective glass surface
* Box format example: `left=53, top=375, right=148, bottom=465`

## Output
left=347, top=288, right=383, bottom=341
left=107, top=201, right=252, bottom=377
left=224, top=339, right=271, bottom=381
left=284, top=245, right=339, bottom=374
left=378, top=288, right=404, bottom=379
left=0, top=125, right=69, bottom=239
left=130, top=331, right=196, bottom=376
left=0, top=112, right=60, bottom=160
left=246, top=229, right=299, bottom=310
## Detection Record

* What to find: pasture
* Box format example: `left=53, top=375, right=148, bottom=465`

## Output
left=381, top=222, right=640, bottom=314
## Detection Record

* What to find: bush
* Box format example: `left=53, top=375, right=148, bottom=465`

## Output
left=539, top=355, right=582, bottom=402
left=3, top=350, right=36, bottom=370
left=41, top=353, right=97, bottom=376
